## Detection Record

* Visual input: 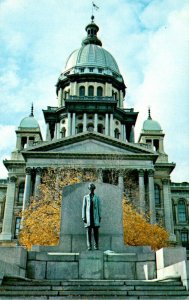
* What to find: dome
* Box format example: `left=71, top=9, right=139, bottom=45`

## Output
left=65, top=44, right=121, bottom=75
left=142, top=109, right=162, bottom=131
left=143, top=119, right=162, bottom=131
left=19, top=116, right=39, bottom=129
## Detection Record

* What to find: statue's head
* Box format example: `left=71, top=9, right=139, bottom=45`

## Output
left=88, top=183, right=96, bottom=192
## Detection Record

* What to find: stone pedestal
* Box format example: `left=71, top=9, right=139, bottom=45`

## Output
left=79, top=251, right=103, bottom=279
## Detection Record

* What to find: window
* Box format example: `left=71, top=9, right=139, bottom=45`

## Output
left=79, top=86, right=85, bottom=97
left=181, top=231, right=189, bottom=248
left=89, top=68, right=94, bottom=72
left=15, top=217, right=21, bottom=238
left=98, top=124, right=104, bottom=134
left=80, top=68, right=84, bottom=73
left=17, top=182, right=25, bottom=204
left=77, top=124, right=83, bottom=133
left=61, top=127, right=66, bottom=138
left=98, top=68, right=103, bottom=73
left=155, top=184, right=161, bottom=206
left=153, top=139, right=159, bottom=151
left=88, top=86, right=94, bottom=97
left=21, top=137, right=27, bottom=149
left=114, top=128, right=120, bottom=139
left=178, top=200, right=187, bottom=222
left=97, top=86, right=103, bottom=97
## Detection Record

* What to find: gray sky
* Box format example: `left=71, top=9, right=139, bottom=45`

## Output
left=0, top=0, right=189, bottom=182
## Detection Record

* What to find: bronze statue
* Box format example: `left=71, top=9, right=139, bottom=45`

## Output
left=82, top=183, right=101, bottom=250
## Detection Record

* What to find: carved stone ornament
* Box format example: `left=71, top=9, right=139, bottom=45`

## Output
left=139, top=169, right=144, bottom=176
left=25, top=167, right=32, bottom=175
left=148, top=169, right=154, bottom=177
left=9, top=176, right=17, bottom=183
left=36, top=167, right=42, bottom=175
left=162, top=178, right=170, bottom=185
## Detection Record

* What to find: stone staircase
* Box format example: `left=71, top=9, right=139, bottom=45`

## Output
left=0, top=277, right=189, bottom=299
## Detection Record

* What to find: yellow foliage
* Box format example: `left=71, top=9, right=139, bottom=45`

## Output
left=123, top=195, right=169, bottom=250
left=19, top=168, right=97, bottom=250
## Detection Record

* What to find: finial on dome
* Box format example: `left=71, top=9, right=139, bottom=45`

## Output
left=148, top=107, right=152, bottom=120
left=30, top=103, right=34, bottom=117
left=91, top=15, right=95, bottom=23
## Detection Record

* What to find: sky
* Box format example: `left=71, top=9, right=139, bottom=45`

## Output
left=0, top=0, right=189, bottom=182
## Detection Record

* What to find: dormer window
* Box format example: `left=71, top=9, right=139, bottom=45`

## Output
left=89, top=67, right=94, bottom=72
left=80, top=68, right=85, bottom=73
left=98, top=68, right=103, bottom=73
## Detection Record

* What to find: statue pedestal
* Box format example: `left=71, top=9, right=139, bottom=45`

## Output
left=28, top=247, right=156, bottom=280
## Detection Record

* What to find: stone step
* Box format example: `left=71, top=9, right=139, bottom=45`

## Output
left=128, top=290, right=189, bottom=296
left=1, top=284, right=185, bottom=292
left=3, top=278, right=182, bottom=286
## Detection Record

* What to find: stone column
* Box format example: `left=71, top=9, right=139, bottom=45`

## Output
left=67, top=112, right=72, bottom=136
left=148, top=169, right=156, bottom=224
left=58, top=88, right=63, bottom=107
left=105, top=114, right=109, bottom=135
left=123, top=124, right=126, bottom=141
left=46, top=123, right=51, bottom=141
left=130, top=125, right=135, bottom=143
left=94, top=113, right=98, bottom=132
left=0, top=176, right=17, bottom=241
left=97, top=168, right=103, bottom=183
left=162, top=178, right=176, bottom=241
left=22, top=168, right=32, bottom=211
left=16, top=134, right=21, bottom=150
left=83, top=113, right=87, bottom=131
left=110, top=114, right=114, bottom=137
left=118, top=170, right=124, bottom=192
left=139, top=169, right=145, bottom=213
left=72, top=113, right=76, bottom=135
left=34, top=168, right=42, bottom=198
left=56, top=122, right=60, bottom=139
left=53, top=124, right=57, bottom=140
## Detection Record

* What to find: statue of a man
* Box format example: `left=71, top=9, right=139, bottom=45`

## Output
left=82, top=183, right=101, bottom=250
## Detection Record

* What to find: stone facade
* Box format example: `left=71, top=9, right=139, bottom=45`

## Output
left=0, top=16, right=188, bottom=249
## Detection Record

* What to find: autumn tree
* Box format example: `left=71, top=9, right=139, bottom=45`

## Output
left=19, top=167, right=97, bottom=250
left=122, top=194, right=169, bottom=250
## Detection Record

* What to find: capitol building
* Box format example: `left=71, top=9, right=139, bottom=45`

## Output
left=0, top=16, right=188, bottom=248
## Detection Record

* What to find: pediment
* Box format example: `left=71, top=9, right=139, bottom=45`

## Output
left=24, top=132, right=155, bottom=156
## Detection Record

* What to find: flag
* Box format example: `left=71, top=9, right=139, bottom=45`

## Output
left=92, top=2, right=99, bottom=10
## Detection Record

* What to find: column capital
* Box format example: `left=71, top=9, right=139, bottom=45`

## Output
left=139, top=169, right=145, bottom=176
left=36, top=167, right=42, bottom=175
left=25, top=167, right=32, bottom=175
left=119, top=169, right=125, bottom=177
left=9, top=175, right=17, bottom=183
left=148, top=169, right=154, bottom=177
left=162, top=178, right=170, bottom=185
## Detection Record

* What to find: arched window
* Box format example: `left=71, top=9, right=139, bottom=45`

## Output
left=61, top=127, right=66, bottom=138
left=88, top=86, right=94, bottom=97
left=97, top=86, right=103, bottom=97
left=178, top=200, right=187, bottom=222
left=87, top=123, right=94, bottom=132
left=79, top=86, right=85, bottom=97
left=98, top=124, right=104, bottom=134
left=17, top=182, right=25, bottom=204
left=77, top=124, right=83, bottom=133
left=114, top=128, right=120, bottom=139
left=155, top=184, right=161, bottom=206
